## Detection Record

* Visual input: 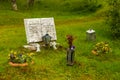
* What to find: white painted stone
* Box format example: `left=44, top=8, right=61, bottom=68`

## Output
left=23, top=43, right=41, bottom=52
left=50, top=41, right=59, bottom=50
left=23, top=45, right=37, bottom=51
left=30, top=43, right=41, bottom=52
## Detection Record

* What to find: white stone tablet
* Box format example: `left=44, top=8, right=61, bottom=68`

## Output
left=24, top=17, right=57, bottom=43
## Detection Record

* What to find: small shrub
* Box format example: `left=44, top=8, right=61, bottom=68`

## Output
left=70, top=0, right=101, bottom=12
left=107, top=0, right=120, bottom=38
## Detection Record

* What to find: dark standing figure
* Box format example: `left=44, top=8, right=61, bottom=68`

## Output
left=42, top=34, right=52, bottom=47
left=66, top=35, right=75, bottom=66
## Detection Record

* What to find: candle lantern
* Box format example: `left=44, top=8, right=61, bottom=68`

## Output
left=86, top=29, right=96, bottom=41
left=42, top=34, right=52, bottom=47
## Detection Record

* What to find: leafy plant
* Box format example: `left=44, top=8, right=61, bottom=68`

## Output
left=107, top=0, right=120, bottom=38
left=8, top=50, right=34, bottom=63
left=92, top=42, right=112, bottom=55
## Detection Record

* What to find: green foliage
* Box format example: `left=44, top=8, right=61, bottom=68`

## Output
left=107, top=0, right=120, bottom=38
left=68, top=0, right=102, bottom=12
left=0, top=0, right=11, bottom=10
left=0, top=0, right=102, bottom=13
left=39, top=0, right=102, bottom=13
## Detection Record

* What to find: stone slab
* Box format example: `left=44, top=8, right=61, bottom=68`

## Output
left=24, top=17, right=57, bottom=43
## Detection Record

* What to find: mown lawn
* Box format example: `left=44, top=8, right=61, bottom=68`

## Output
left=0, top=10, right=120, bottom=80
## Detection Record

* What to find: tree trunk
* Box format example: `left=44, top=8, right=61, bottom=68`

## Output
left=11, top=0, right=18, bottom=10
left=28, top=0, right=34, bottom=7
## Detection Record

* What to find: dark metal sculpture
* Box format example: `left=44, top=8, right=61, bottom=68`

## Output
left=66, top=35, right=75, bottom=66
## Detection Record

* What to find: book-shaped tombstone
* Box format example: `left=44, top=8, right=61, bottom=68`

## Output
left=24, top=18, right=57, bottom=43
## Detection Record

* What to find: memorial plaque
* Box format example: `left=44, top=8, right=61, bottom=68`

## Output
left=24, top=18, right=57, bottom=43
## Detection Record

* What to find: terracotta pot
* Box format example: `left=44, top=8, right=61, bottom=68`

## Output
left=91, top=50, right=98, bottom=55
left=9, top=61, right=34, bottom=67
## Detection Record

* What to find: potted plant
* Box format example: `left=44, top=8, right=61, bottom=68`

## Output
left=92, top=42, right=112, bottom=55
left=8, top=50, right=34, bottom=67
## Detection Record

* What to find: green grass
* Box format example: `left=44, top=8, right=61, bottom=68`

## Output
left=0, top=0, right=120, bottom=79
left=0, top=12, right=120, bottom=79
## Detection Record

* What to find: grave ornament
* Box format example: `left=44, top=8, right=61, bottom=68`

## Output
left=50, top=41, right=60, bottom=50
left=42, top=34, right=52, bottom=47
left=86, top=29, right=96, bottom=41
left=66, top=35, right=75, bottom=66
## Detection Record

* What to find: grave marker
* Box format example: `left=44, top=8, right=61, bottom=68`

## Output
left=24, top=17, right=57, bottom=43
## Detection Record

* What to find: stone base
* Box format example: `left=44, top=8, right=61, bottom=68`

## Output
left=67, top=62, right=74, bottom=66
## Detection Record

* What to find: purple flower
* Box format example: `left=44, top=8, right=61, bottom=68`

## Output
left=71, top=46, right=75, bottom=50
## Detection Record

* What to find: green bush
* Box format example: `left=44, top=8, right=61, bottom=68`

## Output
left=0, top=0, right=11, bottom=10
left=69, top=0, right=102, bottom=12
left=107, top=0, right=120, bottom=38
left=0, top=0, right=102, bottom=13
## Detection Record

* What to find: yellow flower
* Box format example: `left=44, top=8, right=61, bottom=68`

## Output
left=8, top=54, right=10, bottom=57
left=14, top=52, right=17, bottom=55
left=105, top=44, right=108, bottom=47
left=30, top=53, right=34, bottom=56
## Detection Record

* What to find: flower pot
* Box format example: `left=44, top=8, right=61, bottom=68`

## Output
left=9, top=61, right=34, bottom=67
left=9, top=62, right=28, bottom=67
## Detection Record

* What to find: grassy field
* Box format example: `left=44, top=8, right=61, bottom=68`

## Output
left=0, top=0, right=120, bottom=80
